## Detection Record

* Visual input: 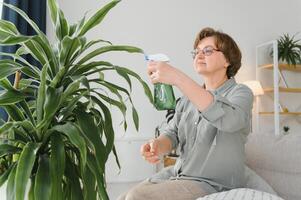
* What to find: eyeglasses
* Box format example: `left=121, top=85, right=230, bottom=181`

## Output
left=191, top=46, right=221, bottom=59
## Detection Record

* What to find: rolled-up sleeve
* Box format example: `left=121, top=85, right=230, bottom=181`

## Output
left=199, top=84, right=253, bottom=132
left=159, top=97, right=185, bottom=149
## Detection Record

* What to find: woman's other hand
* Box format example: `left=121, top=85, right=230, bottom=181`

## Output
left=140, top=139, right=161, bottom=164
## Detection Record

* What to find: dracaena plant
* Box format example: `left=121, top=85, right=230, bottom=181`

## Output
left=0, top=0, right=153, bottom=199
left=271, top=33, right=301, bottom=66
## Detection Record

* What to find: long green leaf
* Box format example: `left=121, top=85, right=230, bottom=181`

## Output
left=78, top=0, right=120, bottom=36
left=112, top=145, right=121, bottom=172
left=34, top=155, right=51, bottom=200
left=32, top=35, right=59, bottom=76
left=20, top=67, right=40, bottom=80
left=75, top=109, right=106, bottom=171
left=68, top=37, right=87, bottom=63
left=19, top=100, right=35, bottom=126
left=0, top=144, right=22, bottom=157
left=18, top=79, right=36, bottom=90
left=61, top=77, right=82, bottom=100
left=86, top=152, right=109, bottom=200
left=0, top=90, right=26, bottom=106
left=0, top=78, right=15, bottom=91
left=24, top=39, right=48, bottom=68
left=92, top=90, right=127, bottom=129
left=50, top=133, right=65, bottom=200
left=132, top=106, right=139, bottom=131
left=2, top=3, right=41, bottom=34
left=116, top=66, right=153, bottom=104
left=82, top=166, right=97, bottom=200
left=58, top=91, right=88, bottom=122
left=50, top=122, right=86, bottom=171
left=0, top=52, right=41, bottom=77
left=50, top=66, right=66, bottom=88
left=93, top=91, right=126, bottom=117
left=3, top=104, right=25, bottom=121
left=0, top=163, right=15, bottom=188
left=90, top=96, right=114, bottom=160
left=77, top=45, right=143, bottom=65
left=0, top=122, right=16, bottom=134
left=70, top=61, right=113, bottom=76
left=48, top=0, right=69, bottom=40
left=115, top=66, right=132, bottom=91
left=37, top=86, right=63, bottom=130
left=6, top=163, right=17, bottom=200
left=18, top=120, right=38, bottom=141
left=0, top=19, right=18, bottom=35
left=36, top=63, right=48, bottom=124
left=91, top=79, right=124, bottom=101
left=0, top=60, right=23, bottom=80
left=12, top=127, right=32, bottom=143
left=15, top=142, right=40, bottom=200
left=0, top=29, right=12, bottom=40
left=1, top=2, right=53, bottom=61
left=64, top=155, right=83, bottom=200
left=56, top=10, right=69, bottom=41
left=0, top=118, right=4, bottom=126
left=69, top=38, right=111, bottom=65
left=0, top=35, right=32, bottom=45
left=59, top=36, right=81, bottom=66
left=28, top=177, right=35, bottom=200
left=0, top=5, right=55, bottom=75
left=47, top=0, right=59, bottom=27
left=71, top=14, right=86, bottom=36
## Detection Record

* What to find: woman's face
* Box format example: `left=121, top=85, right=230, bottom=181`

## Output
left=193, top=36, right=229, bottom=77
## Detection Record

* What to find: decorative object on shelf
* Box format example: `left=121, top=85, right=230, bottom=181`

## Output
left=271, top=33, right=301, bottom=66
left=283, top=126, right=290, bottom=135
left=0, top=0, right=153, bottom=199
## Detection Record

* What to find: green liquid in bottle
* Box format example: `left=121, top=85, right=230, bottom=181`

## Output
left=154, top=83, right=176, bottom=110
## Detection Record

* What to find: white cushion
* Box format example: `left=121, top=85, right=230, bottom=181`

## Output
left=245, top=131, right=301, bottom=200
left=245, top=166, right=277, bottom=195
left=197, top=188, right=284, bottom=200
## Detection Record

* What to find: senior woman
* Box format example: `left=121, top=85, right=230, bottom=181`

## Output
left=118, top=27, right=253, bottom=200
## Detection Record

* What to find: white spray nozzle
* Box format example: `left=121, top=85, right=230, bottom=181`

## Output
left=145, top=54, right=170, bottom=62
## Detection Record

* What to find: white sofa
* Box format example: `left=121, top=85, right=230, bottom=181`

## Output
left=245, top=131, right=301, bottom=200
left=197, top=131, right=301, bottom=200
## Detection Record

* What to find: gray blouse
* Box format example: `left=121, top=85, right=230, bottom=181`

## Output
left=149, top=78, right=254, bottom=192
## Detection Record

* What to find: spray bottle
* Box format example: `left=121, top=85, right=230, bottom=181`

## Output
left=145, top=54, right=176, bottom=110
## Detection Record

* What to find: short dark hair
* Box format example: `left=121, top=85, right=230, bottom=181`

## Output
left=194, top=27, right=242, bottom=78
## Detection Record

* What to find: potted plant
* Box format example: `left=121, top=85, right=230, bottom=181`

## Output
left=272, top=33, right=301, bottom=66
left=0, top=0, right=153, bottom=199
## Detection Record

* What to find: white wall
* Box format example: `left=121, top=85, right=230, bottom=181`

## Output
left=45, top=0, right=301, bottom=182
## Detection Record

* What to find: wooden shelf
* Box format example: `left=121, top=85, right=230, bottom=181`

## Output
left=259, top=112, right=301, bottom=116
left=260, top=63, right=301, bottom=72
left=263, top=87, right=301, bottom=93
